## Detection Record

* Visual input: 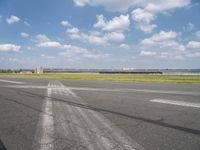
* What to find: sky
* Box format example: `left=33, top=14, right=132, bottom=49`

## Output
left=0, top=0, right=200, bottom=69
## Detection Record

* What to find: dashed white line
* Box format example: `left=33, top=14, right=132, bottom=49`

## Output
left=150, top=98, right=200, bottom=108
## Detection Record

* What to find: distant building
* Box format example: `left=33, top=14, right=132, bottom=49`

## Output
left=122, top=68, right=136, bottom=71
left=35, top=67, right=43, bottom=74
left=19, top=71, right=32, bottom=74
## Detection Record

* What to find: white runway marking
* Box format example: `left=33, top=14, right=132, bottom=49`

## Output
left=150, top=99, right=200, bottom=108
left=0, top=79, right=25, bottom=84
left=33, top=83, right=54, bottom=150
left=50, top=81, right=144, bottom=150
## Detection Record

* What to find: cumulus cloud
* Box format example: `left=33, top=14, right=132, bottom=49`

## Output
left=60, top=45, right=109, bottom=59
left=139, top=30, right=192, bottom=59
left=41, top=54, right=55, bottom=59
left=141, top=30, right=178, bottom=46
left=35, top=34, right=109, bottom=59
left=36, top=34, right=62, bottom=48
left=187, top=41, right=200, bottom=49
left=140, top=30, right=184, bottom=51
left=67, top=26, right=125, bottom=45
left=138, top=30, right=200, bottom=59
left=120, top=43, right=130, bottom=49
left=37, top=41, right=62, bottom=48
left=105, top=32, right=125, bottom=42
left=132, top=8, right=157, bottom=33
left=139, top=50, right=156, bottom=56
left=0, top=44, right=21, bottom=52
left=195, top=31, right=200, bottom=39
left=131, top=1, right=191, bottom=33
left=183, top=22, right=194, bottom=31
left=73, top=0, right=191, bottom=33
left=67, top=27, right=80, bottom=34
left=66, top=14, right=129, bottom=46
left=150, top=30, right=178, bottom=41
left=61, top=20, right=70, bottom=26
left=6, top=15, right=20, bottom=24
left=74, top=0, right=190, bottom=12
left=94, top=14, right=130, bottom=31
left=73, top=0, right=89, bottom=7
left=20, top=32, right=29, bottom=38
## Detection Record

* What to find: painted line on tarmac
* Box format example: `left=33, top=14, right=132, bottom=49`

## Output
left=150, top=98, right=200, bottom=109
left=52, top=81, right=144, bottom=150
left=0, top=79, right=25, bottom=84
left=33, top=82, right=54, bottom=150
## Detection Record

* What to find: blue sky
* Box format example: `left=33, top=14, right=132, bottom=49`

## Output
left=0, top=0, right=200, bottom=69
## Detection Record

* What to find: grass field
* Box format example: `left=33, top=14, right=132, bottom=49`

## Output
left=0, top=73, right=200, bottom=84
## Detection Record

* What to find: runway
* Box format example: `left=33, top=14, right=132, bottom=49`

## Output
left=0, top=77, right=200, bottom=150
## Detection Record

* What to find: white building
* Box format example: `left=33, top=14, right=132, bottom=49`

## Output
left=35, top=67, right=43, bottom=74
left=122, top=68, right=136, bottom=71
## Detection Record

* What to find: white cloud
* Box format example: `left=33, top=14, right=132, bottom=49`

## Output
left=141, top=30, right=178, bottom=46
left=183, top=22, right=194, bottom=31
left=195, top=31, right=200, bottom=38
left=139, top=30, right=190, bottom=59
left=35, top=34, right=109, bottom=59
left=140, top=31, right=185, bottom=51
left=93, top=15, right=105, bottom=28
left=120, top=43, right=130, bottom=49
left=6, top=15, right=20, bottom=24
left=187, top=41, right=200, bottom=49
left=20, top=32, right=29, bottom=38
left=74, top=0, right=191, bottom=12
left=61, top=20, right=69, bottom=26
left=36, top=34, right=62, bottom=48
left=41, top=54, right=55, bottom=59
left=37, top=41, right=62, bottom=48
left=67, top=27, right=80, bottom=34
left=151, top=30, right=178, bottom=41
left=66, top=14, right=129, bottom=45
left=131, top=8, right=157, bottom=33
left=140, top=50, right=156, bottom=56
left=138, top=23, right=157, bottom=33
left=73, top=0, right=191, bottom=32
left=0, top=44, right=21, bottom=52
left=73, top=0, right=89, bottom=7
left=24, top=21, right=31, bottom=27
left=59, top=44, right=109, bottom=59
left=159, top=52, right=184, bottom=60
left=82, top=34, right=107, bottom=45
left=132, top=8, right=155, bottom=23
left=66, top=28, right=81, bottom=39
left=144, top=0, right=191, bottom=13
left=36, top=34, right=50, bottom=42
left=105, top=32, right=125, bottom=42
left=160, top=40, right=185, bottom=51
left=130, top=1, right=190, bottom=32
left=94, top=14, right=130, bottom=31
left=67, top=26, right=125, bottom=45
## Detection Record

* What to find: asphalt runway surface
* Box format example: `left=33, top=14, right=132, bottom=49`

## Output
left=0, top=77, right=200, bottom=150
